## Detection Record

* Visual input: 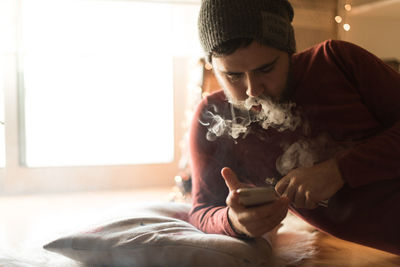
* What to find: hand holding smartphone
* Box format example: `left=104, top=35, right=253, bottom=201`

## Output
left=237, top=187, right=278, bottom=206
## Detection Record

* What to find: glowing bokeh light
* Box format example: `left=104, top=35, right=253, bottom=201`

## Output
left=335, top=16, right=343, bottom=23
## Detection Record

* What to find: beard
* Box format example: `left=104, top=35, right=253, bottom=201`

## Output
left=221, top=63, right=300, bottom=133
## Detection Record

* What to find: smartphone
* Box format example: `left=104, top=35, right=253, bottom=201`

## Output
left=237, top=187, right=278, bottom=206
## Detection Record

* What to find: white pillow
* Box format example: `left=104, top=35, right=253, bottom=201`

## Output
left=43, top=202, right=274, bottom=267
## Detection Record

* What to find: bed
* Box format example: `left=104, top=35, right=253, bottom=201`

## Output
left=1, top=187, right=399, bottom=267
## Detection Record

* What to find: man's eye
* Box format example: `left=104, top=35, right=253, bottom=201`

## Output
left=226, top=73, right=241, bottom=82
left=259, top=66, right=274, bottom=73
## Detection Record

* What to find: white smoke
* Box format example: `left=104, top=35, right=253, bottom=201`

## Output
left=202, top=96, right=301, bottom=141
left=276, top=139, right=318, bottom=176
left=276, top=134, right=346, bottom=176
left=243, top=97, right=301, bottom=132
left=202, top=111, right=249, bottom=141
left=201, top=96, right=347, bottom=178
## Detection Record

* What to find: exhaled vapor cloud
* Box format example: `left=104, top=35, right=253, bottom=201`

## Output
left=201, top=96, right=301, bottom=141
left=200, top=96, right=346, bottom=176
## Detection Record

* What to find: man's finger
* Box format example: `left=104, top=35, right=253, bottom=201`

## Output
left=305, top=191, right=318, bottom=209
left=221, top=167, right=242, bottom=191
left=275, top=176, right=290, bottom=195
left=226, top=190, right=241, bottom=208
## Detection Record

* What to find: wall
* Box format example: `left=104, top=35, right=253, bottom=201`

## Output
left=339, top=0, right=400, bottom=60
left=291, top=0, right=338, bottom=52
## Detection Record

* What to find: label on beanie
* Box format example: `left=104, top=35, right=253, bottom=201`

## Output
left=261, top=11, right=290, bottom=45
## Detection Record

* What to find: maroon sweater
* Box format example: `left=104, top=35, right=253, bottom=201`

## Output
left=189, top=40, right=400, bottom=255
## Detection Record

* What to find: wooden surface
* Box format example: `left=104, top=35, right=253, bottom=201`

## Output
left=299, top=232, right=400, bottom=267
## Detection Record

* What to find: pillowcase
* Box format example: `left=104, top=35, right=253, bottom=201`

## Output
left=43, top=202, right=274, bottom=267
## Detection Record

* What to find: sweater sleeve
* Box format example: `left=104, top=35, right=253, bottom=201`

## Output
left=187, top=95, right=240, bottom=237
left=328, top=40, right=400, bottom=187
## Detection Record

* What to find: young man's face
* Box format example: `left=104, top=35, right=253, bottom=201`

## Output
left=212, top=41, right=291, bottom=110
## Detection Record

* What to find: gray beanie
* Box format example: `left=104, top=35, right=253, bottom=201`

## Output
left=198, top=0, right=296, bottom=56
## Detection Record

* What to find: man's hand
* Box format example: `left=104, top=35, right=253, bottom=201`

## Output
left=275, top=158, right=344, bottom=209
left=221, top=167, right=290, bottom=237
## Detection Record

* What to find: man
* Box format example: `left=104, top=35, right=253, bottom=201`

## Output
left=189, top=0, right=400, bottom=256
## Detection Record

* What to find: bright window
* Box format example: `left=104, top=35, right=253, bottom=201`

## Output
left=20, top=0, right=178, bottom=167
left=0, top=69, right=4, bottom=168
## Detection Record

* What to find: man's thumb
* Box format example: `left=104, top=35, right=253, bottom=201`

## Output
left=221, top=167, right=241, bottom=191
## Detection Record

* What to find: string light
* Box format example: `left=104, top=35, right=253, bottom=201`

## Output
left=335, top=1, right=352, bottom=31
left=204, top=62, right=213, bottom=70
left=335, top=16, right=343, bottom=23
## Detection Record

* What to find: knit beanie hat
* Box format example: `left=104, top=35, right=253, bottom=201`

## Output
left=198, top=0, right=296, bottom=56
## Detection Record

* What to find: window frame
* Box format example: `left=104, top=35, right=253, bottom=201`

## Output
left=0, top=0, right=201, bottom=194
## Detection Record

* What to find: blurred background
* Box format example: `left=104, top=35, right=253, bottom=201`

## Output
left=0, top=0, right=399, bottom=196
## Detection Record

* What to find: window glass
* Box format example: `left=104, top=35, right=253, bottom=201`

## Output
left=21, top=0, right=175, bottom=167
left=0, top=67, right=4, bottom=168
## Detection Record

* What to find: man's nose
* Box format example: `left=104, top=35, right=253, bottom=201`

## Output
left=245, top=73, right=264, bottom=98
